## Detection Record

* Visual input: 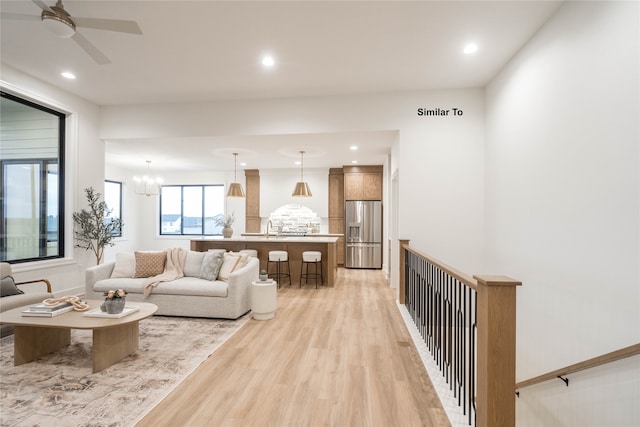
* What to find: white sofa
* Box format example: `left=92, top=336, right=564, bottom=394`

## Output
left=85, top=250, right=259, bottom=319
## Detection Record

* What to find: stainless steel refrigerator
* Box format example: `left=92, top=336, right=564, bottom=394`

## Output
left=345, top=200, right=382, bottom=269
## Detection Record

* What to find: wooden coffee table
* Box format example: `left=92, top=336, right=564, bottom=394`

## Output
left=0, top=300, right=157, bottom=373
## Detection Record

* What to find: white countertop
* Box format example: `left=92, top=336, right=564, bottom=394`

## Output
left=193, top=236, right=340, bottom=243
left=242, top=233, right=343, bottom=238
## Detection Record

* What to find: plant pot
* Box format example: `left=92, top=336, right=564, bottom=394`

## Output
left=259, top=274, right=268, bottom=281
left=222, top=226, right=233, bottom=238
left=102, top=298, right=126, bottom=314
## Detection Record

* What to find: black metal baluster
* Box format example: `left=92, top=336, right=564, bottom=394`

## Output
left=402, top=250, right=479, bottom=426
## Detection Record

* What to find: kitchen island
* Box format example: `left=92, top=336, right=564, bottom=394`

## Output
left=190, top=236, right=339, bottom=287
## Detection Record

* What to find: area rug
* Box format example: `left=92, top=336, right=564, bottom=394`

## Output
left=0, top=314, right=250, bottom=427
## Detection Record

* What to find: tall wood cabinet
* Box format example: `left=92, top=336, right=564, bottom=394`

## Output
left=328, top=168, right=345, bottom=265
left=244, top=169, right=261, bottom=233
left=343, top=165, right=383, bottom=201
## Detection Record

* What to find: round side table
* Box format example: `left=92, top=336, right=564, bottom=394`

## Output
left=251, top=280, right=277, bottom=320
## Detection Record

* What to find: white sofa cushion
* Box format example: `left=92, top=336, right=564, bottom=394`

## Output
left=111, top=252, right=135, bottom=278
left=199, top=250, right=225, bottom=280
left=150, top=277, right=228, bottom=297
left=218, top=252, right=243, bottom=281
left=184, top=250, right=206, bottom=277
left=93, top=277, right=228, bottom=298
left=94, top=278, right=147, bottom=294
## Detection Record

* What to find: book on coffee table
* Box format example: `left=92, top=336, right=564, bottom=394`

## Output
left=28, top=301, right=72, bottom=312
left=83, top=306, right=140, bottom=319
left=22, top=305, right=74, bottom=317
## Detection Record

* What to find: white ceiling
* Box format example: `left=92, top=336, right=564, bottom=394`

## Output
left=0, top=0, right=563, bottom=171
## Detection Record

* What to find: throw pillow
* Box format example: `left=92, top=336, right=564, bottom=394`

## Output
left=237, top=253, right=249, bottom=268
left=218, top=252, right=242, bottom=282
left=184, top=250, right=206, bottom=277
left=133, top=251, right=167, bottom=278
left=111, top=252, right=135, bottom=278
left=1, top=276, right=24, bottom=297
left=199, top=250, right=225, bottom=281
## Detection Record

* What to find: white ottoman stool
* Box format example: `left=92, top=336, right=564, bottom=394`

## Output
left=251, top=280, right=277, bottom=320
left=268, top=250, right=291, bottom=287
left=300, top=250, right=323, bottom=288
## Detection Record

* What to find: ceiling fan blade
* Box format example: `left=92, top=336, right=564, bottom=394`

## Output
left=71, top=32, right=111, bottom=64
left=73, top=17, right=142, bottom=35
left=1, top=13, right=40, bottom=22
left=31, top=0, right=51, bottom=13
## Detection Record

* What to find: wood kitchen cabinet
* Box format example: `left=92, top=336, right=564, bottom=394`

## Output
left=343, top=165, right=383, bottom=201
left=245, top=169, right=261, bottom=233
left=328, top=169, right=344, bottom=218
left=328, top=168, right=345, bottom=265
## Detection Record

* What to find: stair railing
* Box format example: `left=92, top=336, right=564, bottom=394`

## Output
left=515, top=343, right=640, bottom=393
left=399, top=239, right=521, bottom=427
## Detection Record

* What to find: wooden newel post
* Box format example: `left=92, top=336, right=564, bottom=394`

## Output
left=398, top=239, right=410, bottom=304
left=473, top=275, right=522, bottom=427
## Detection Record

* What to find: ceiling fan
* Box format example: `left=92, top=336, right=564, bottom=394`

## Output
left=1, top=0, right=142, bottom=65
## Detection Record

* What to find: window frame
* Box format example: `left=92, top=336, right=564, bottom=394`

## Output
left=0, top=91, right=66, bottom=264
left=159, top=184, right=225, bottom=236
left=104, top=180, right=123, bottom=238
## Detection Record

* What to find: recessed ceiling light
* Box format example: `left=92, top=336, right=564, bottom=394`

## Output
left=294, top=161, right=301, bottom=165
left=61, top=71, right=76, bottom=79
left=262, top=56, right=275, bottom=67
left=464, top=43, right=478, bottom=55
left=350, top=146, right=358, bottom=151
left=351, top=160, right=358, bottom=164
left=240, top=162, right=247, bottom=166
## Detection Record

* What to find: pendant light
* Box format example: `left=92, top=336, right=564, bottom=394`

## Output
left=227, top=152, right=246, bottom=198
left=292, top=151, right=312, bottom=197
left=133, top=160, right=163, bottom=197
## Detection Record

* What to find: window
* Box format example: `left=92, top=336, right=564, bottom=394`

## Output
left=160, top=185, right=225, bottom=235
left=0, top=91, right=65, bottom=263
left=104, top=180, right=122, bottom=237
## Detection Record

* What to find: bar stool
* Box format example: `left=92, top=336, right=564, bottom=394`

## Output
left=300, top=251, right=323, bottom=288
left=268, top=250, right=291, bottom=287
left=239, top=249, right=258, bottom=258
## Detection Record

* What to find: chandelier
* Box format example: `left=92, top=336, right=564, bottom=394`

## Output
left=133, top=160, right=163, bottom=196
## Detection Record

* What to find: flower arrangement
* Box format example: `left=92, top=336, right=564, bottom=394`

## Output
left=215, top=212, right=235, bottom=228
left=104, top=289, right=127, bottom=299
left=215, top=212, right=236, bottom=238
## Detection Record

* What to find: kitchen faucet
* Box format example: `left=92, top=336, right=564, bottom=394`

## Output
left=265, top=220, right=273, bottom=238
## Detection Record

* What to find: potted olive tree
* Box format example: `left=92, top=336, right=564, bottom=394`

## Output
left=73, top=187, right=124, bottom=264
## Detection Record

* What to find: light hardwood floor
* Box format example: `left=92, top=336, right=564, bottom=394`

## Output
left=136, top=267, right=450, bottom=427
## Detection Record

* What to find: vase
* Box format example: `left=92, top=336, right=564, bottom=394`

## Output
left=222, top=226, right=233, bottom=238
left=103, top=298, right=126, bottom=314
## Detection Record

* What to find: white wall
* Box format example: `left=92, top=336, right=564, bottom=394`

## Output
left=485, top=1, right=639, bottom=425
left=1, top=64, right=103, bottom=296
left=100, top=89, right=487, bottom=274
left=260, top=167, right=329, bottom=218
left=104, top=164, right=243, bottom=257
left=399, top=89, right=485, bottom=273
